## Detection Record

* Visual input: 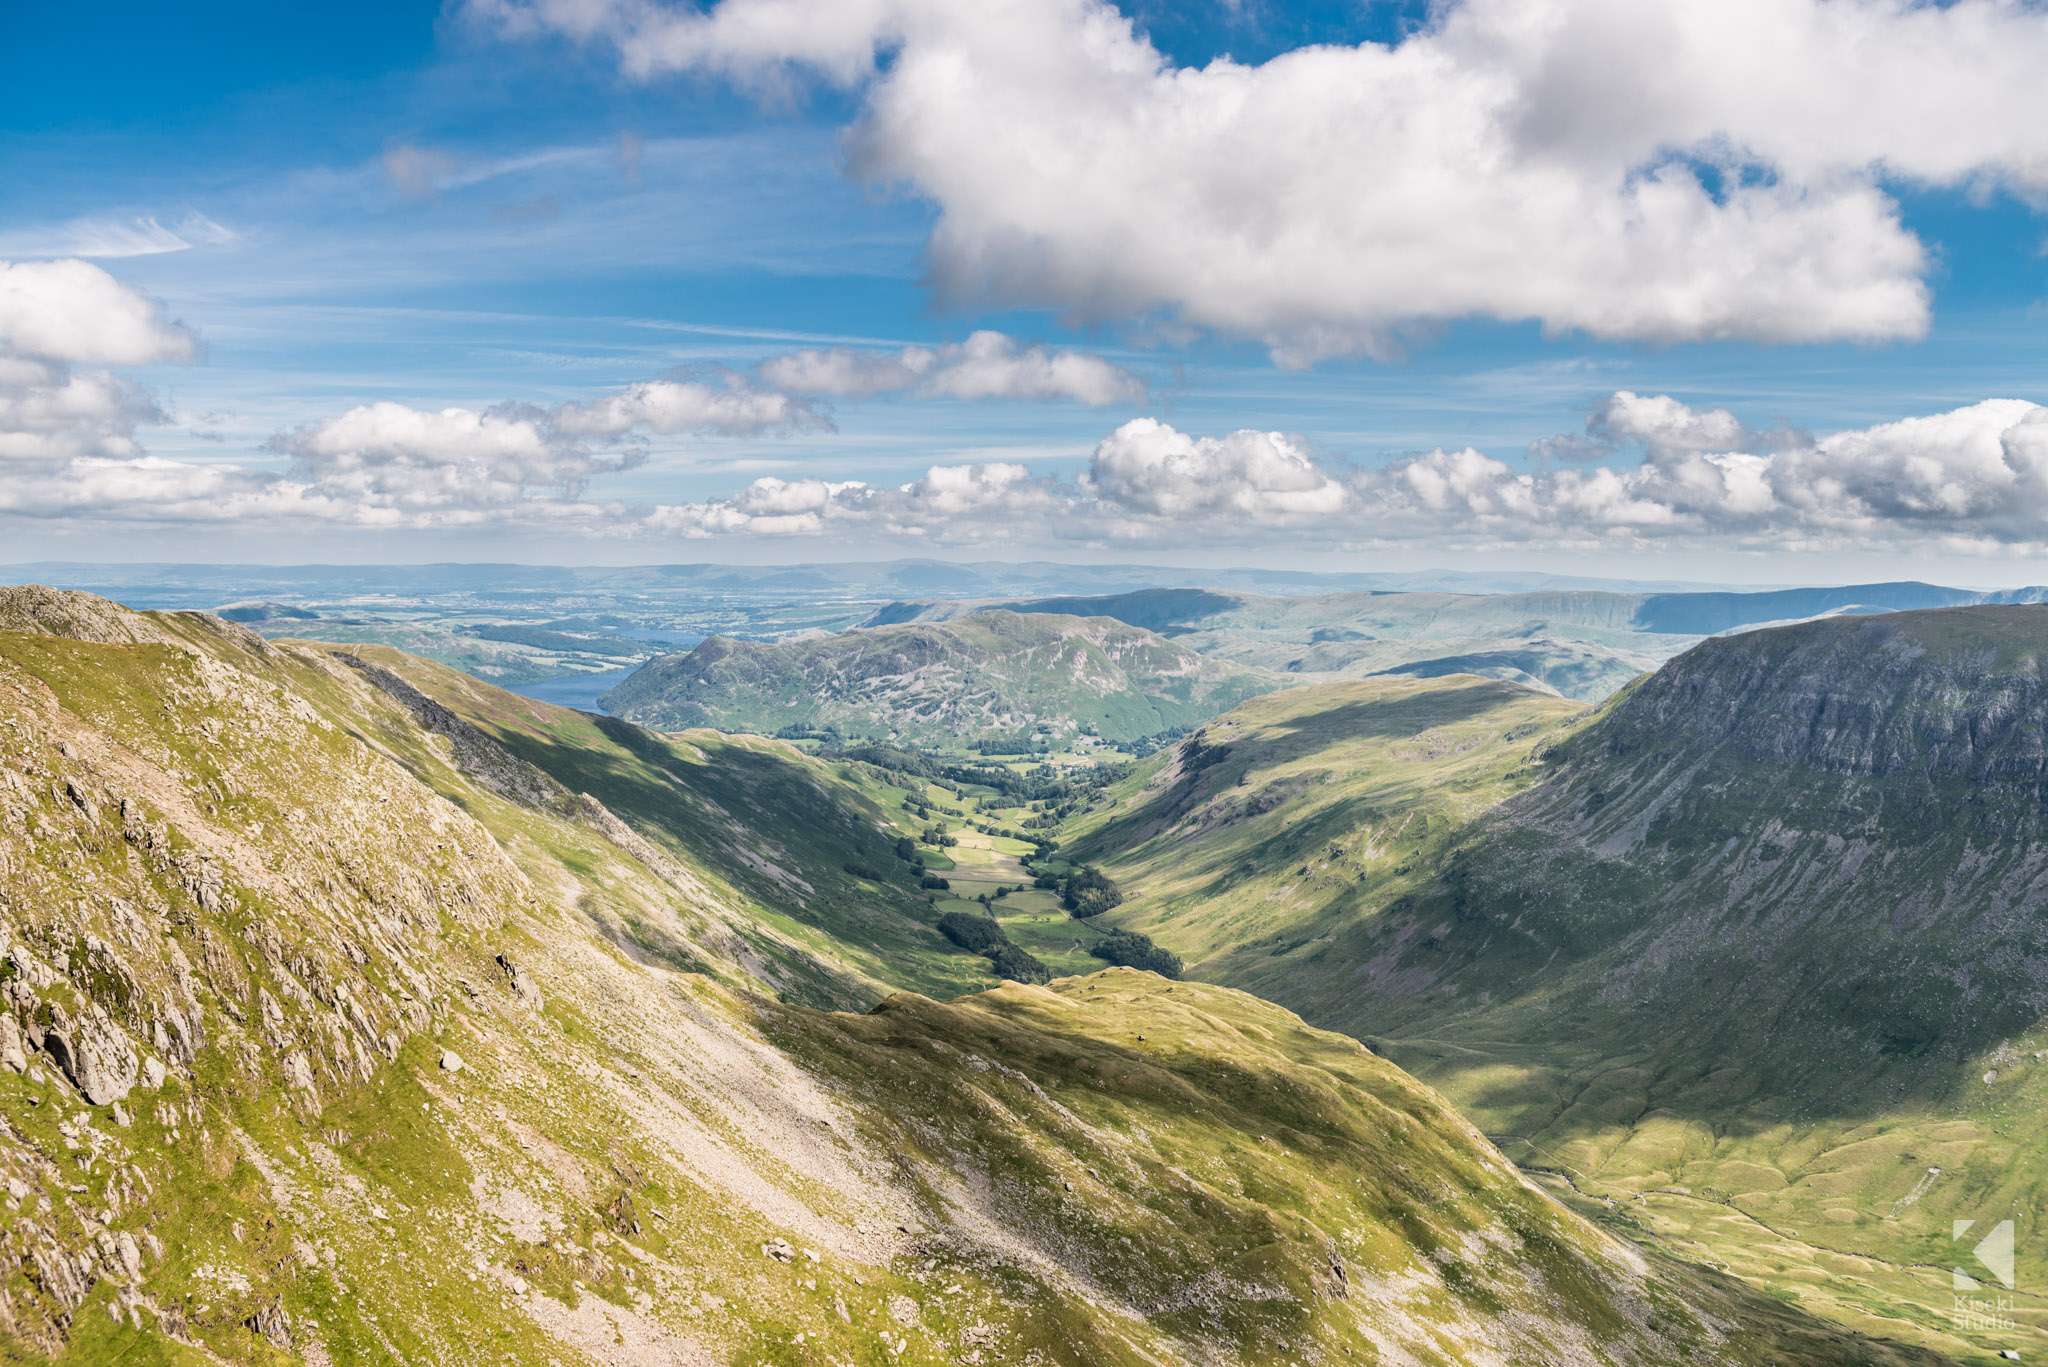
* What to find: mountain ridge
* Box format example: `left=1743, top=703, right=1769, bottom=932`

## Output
left=601, top=608, right=1280, bottom=743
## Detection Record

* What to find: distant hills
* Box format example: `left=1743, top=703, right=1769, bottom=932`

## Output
left=0, top=557, right=1755, bottom=609
left=602, top=608, right=1278, bottom=743
left=868, top=580, right=2048, bottom=701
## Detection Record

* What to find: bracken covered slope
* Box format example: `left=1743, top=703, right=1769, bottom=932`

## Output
left=0, top=589, right=1948, bottom=1365
left=600, top=609, right=1279, bottom=744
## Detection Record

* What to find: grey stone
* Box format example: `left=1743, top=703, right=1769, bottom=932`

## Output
left=42, top=1012, right=138, bottom=1106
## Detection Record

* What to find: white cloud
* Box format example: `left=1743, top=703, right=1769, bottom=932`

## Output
left=8, top=269, right=2044, bottom=556
left=0, top=259, right=196, bottom=366
left=757, top=331, right=1144, bottom=405
left=0, top=214, right=237, bottom=261
left=269, top=401, right=635, bottom=513
left=550, top=374, right=825, bottom=437
left=648, top=460, right=1054, bottom=538
left=1084, top=418, right=1347, bottom=520
left=1588, top=390, right=1750, bottom=456
left=0, top=260, right=194, bottom=477
left=0, top=365, right=167, bottom=462
left=480, top=0, right=2048, bottom=361
left=629, top=399, right=2048, bottom=552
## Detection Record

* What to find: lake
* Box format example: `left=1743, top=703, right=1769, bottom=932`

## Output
left=504, top=666, right=639, bottom=714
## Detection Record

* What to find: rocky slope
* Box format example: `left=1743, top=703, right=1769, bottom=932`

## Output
left=1364, top=607, right=2048, bottom=1091
left=0, top=588, right=1940, bottom=1365
left=601, top=609, right=1278, bottom=744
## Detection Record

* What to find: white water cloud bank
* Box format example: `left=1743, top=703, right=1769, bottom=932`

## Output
left=476, top=0, right=2048, bottom=363
left=646, top=398, right=2048, bottom=552
left=0, top=261, right=1150, bottom=527
left=13, top=367, right=2048, bottom=553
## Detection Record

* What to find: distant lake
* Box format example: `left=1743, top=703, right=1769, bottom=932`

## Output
left=505, top=666, right=639, bottom=714
left=619, top=629, right=704, bottom=648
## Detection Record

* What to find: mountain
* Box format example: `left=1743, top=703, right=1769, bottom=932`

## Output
left=0, top=587, right=1948, bottom=1365
left=601, top=609, right=1281, bottom=744
left=866, top=581, right=2048, bottom=702
left=1068, top=613, right=2048, bottom=1359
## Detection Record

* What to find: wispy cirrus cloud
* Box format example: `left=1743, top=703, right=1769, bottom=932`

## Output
left=0, top=214, right=236, bottom=261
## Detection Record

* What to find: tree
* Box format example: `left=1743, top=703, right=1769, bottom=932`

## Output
left=986, top=945, right=1051, bottom=985
left=936, top=912, right=1004, bottom=952
left=1062, top=866, right=1124, bottom=918
left=1088, top=929, right=1181, bottom=978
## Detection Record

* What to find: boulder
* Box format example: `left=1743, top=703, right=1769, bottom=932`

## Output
left=0, top=1015, right=26, bottom=1074
left=495, top=952, right=543, bottom=1009
left=42, top=1011, right=138, bottom=1106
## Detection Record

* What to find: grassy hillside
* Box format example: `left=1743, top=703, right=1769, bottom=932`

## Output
left=1068, top=617, right=2048, bottom=1361
left=1060, top=677, right=1587, bottom=988
left=602, top=608, right=1280, bottom=744
left=0, top=588, right=1936, bottom=1364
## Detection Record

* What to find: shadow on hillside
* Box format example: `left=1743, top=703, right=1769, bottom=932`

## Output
left=1360, top=980, right=2045, bottom=1147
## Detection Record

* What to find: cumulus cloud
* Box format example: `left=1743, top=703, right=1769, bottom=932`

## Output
left=1084, top=419, right=1347, bottom=520
left=477, top=0, right=2048, bottom=361
left=0, top=365, right=168, bottom=462
left=15, top=354, right=2048, bottom=553
left=269, top=402, right=636, bottom=515
left=0, top=259, right=195, bottom=479
left=757, top=331, right=1144, bottom=405
left=251, top=371, right=822, bottom=524
left=551, top=374, right=825, bottom=437
left=648, top=461, right=1054, bottom=538
left=1587, top=390, right=1751, bottom=457
left=0, top=258, right=196, bottom=366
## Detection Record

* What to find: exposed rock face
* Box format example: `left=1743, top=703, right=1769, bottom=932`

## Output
left=1590, top=605, right=2048, bottom=789
left=41, top=1011, right=138, bottom=1105
left=1365, top=605, right=2048, bottom=1087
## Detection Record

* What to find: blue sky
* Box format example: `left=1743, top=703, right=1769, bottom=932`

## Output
left=6, top=0, right=2048, bottom=583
